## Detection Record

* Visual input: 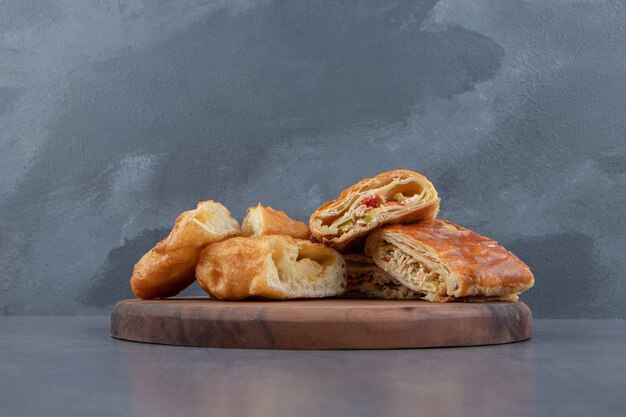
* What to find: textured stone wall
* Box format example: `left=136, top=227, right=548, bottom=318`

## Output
left=1, top=0, right=624, bottom=317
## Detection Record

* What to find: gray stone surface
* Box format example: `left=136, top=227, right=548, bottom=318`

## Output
left=1, top=1, right=625, bottom=316
left=1, top=317, right=625, bottom=417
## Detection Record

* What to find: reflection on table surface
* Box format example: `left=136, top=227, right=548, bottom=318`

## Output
left=118, top=338, right=535, bottom=417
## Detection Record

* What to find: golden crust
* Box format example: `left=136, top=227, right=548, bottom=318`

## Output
left=309, top=169, right=440, bottom=251
left=130, top=200, right=241, bottom=299
left=365, top=220, right=534, bottom=301
left=241, top=204, right=310, bottom=239
left=196, top=235, right=347, bottom=300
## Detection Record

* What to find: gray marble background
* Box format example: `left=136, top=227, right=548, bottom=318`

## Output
left=1, top=0, right=624, bottom=317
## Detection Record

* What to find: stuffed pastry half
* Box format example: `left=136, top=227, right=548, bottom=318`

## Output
left=130, top=200, right=241, bottom=299
left=343, top=253, right=421, bottom=300
left=196, top=235, right=346, bottom=300
left=310, top=170, right=440, bottom=251
left=365, top=220, right=534, bottom=302
left=242, top=204, right=310, bottom=239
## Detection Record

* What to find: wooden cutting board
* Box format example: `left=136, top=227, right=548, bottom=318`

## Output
left=110, top=298, right=531, bottom=349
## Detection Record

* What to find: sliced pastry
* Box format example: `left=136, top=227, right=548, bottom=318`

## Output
left=196, top=235, right=346, bottom=300
left=241, top=204, right=310, bottom=239
left=343, top=253, right=421, bottom=300
left=365, top=220, right=534, bottom=302
left=130, top=200, right=241, bottom=299
left=310, top=170, right=440, bottom=251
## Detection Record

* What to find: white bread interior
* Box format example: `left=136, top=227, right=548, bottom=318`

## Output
left=241, top=206, right=263, bottom=237
left=191, top=201, right=241, bottom=239
left=266, top=236, right=346, bottom=298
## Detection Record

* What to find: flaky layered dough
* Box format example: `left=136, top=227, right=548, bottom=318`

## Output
left=365, top=220, right=534, bottom=302
left=342, top=253, right=421, bottom=300
left=241, top=204, right=310, bottom=239
left=196, top=235, right=347, bottom=300
left=130, top=200, right=241, bottom=299
left=310, top=170, right=440, bottom=251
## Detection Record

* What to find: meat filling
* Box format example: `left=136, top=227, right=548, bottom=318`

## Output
left=335, top=193, right=411, bottom=235
left=345, top=270, right=421, bottom=299
left=382, top=243, right=445, bottom=295
left=346, top=270, right=402, bottom=289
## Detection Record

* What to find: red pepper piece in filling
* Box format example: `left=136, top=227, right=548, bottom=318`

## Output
left=363, top=194, right=382, bottom=208
left=346, top=279, right=359, bottom=288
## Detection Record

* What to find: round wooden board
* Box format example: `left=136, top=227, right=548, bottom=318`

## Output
left=110, top=298, right=531, bottom=349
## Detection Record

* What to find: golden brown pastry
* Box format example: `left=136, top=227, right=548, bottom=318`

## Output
left=130, top=200, right=241, bottom=299
left=343, top=253, right=421, bottom=300
left=365, top=220, right=534, bottom=302
left=309, top=170, right=440, bottom=251
left=241, top=204, right=310, bottom=239
left=196, top=235, right=346, bottom=300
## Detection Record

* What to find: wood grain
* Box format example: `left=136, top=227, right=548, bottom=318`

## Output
left=110, top=298, right=532, bottom=349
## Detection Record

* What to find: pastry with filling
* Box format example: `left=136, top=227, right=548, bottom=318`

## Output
left=196, top=235, right=346, bottom=300
left=130, top=200, right=241, bottom=299
left=343, top=253, right=421, bottom=300
left=310, top=170, right=440, bottom=251
left=242, top=204, right=310, bottom=239
left=365, top=220, right=534, bottom=302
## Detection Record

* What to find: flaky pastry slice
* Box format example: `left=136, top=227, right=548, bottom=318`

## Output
left=241, top=204, right=310, bottom=239
left=310, top=170, right=440, bottom=251
left=365, top=220, right=534, bottom=302
left=196, top=235, right=346, bottom=300
left=130, top=200, right=241, bottom=299
left=342, top=253, right=421, bottom=300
